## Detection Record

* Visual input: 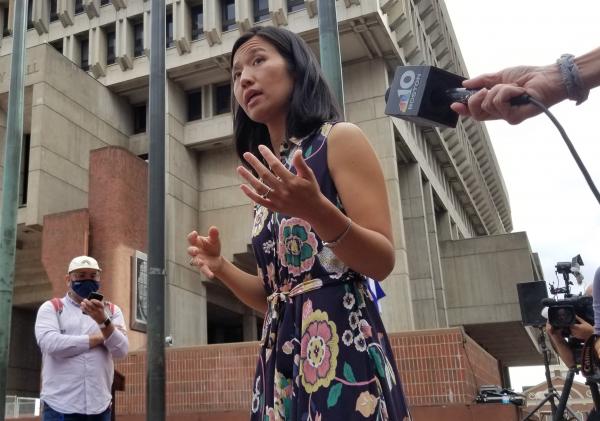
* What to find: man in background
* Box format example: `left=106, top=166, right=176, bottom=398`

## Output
left=35, top=256, right=128, bottom=420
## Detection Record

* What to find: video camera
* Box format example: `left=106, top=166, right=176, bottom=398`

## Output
left=544, top=254, right=593, bottom=334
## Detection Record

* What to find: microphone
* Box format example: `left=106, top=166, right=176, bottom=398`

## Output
left=384, top=65, right=530, bottom=128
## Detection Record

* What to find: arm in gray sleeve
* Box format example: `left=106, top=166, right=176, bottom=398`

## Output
left=35, top=301, right=90, bottom=358
left=103, top=306, right=129, bottom=359
left=593, top=267, right=600, bottom=335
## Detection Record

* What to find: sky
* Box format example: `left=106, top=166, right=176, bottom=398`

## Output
left=443, top=1, right=600, bottom=391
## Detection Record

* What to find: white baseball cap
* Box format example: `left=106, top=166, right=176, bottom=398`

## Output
left=68, top=256, right=102, bottom=273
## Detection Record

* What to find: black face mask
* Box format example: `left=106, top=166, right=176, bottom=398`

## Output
left=70, top=279, right=100, bottom=299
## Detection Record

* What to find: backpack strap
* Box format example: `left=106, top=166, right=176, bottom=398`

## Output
left=105, top=301, right=116, bottom=316
left=50, top=297, right=63, bottom=314
left=50, top=297, right=65, bottom=333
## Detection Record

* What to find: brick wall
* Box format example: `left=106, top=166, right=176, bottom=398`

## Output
left=114, top=327, right=501, bottom=416
left=389, top=328, right=501, bottom=406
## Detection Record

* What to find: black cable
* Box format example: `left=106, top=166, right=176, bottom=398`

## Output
left=526, top=95, right=600, bottom=206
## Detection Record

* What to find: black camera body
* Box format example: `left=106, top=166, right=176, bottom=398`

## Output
left=546, top=295, right=594, bottom=330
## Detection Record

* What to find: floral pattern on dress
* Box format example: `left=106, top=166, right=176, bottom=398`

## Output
left=253, top=205, right=270, bottom=237
left=299, top=300, right=339, bottom=393
left=278, top=217, right=318, bottom=277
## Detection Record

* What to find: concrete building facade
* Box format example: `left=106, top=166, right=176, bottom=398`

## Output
left=1, top=0, right=545, bottom=402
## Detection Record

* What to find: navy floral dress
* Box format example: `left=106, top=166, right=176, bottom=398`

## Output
left=250, top=122, right=410, bottom=420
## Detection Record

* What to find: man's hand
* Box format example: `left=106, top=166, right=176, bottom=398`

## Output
left=80, top=298, right=108, bottom=325
left=546, top=322, right=562, bottom=339
left=570, top=316, right=594, bottom=341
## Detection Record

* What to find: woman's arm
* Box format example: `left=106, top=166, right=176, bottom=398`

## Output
left=310, top=122, right=395, bottom=281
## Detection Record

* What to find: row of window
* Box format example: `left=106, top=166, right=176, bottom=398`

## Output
left=132, top=83, right=231, bottom=134
left=16, top=0, right=305, bottom=35
left=48, top=7, right=199, bottom=72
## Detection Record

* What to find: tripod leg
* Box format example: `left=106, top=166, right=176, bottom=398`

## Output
left=523, top=392, right=560, bottom=421
left=588, top=380, right=600, bottom=411
left=554, top=368, right=577, bottom=421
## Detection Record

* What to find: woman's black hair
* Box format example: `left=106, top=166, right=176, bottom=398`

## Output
left=230, top=26, right=342, bottom=167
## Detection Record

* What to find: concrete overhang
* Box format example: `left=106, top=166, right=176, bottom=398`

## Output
left=440, top=231, right=547, bottom=366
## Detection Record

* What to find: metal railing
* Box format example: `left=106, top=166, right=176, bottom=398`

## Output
left=4, top=396, right=40, bottom=418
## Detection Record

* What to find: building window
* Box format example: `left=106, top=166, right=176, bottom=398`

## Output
left=74, top=0, right=84, bottom=15
left=27, top=0, right=34, bottom=30
left=221, top=0, right=236, bottom=32
left=100, top=0, right=110, bottom=5
left=2, top=7, right=9, bottom=36
left=287, top=0, right=305, bottom=12
left=50, top=0, right=58, bottom=22
left=191, top=4, right=203, bottom=40
left=106, top=28, right=116, bottom=65
left=19, top=135, right=30, bottom=207
left=165, top=13, right=173, bottom=48
left=214, top=83, right=231, bottom=115
left=80, top=38, right=89, bottom=71
left=50, top=38, right=63, bottom=54
left=133, top=103, right=147, bottom=134
left=254, top=0, right=269, bottom=22
left=133, top=21, right=144, bottom=57
left=187, top=90, right=202, bottom=121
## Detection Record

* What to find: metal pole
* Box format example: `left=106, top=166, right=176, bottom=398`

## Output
left=0, top=1, right=27, bottom=419
left=317, top=0, right=345, bottom=118
left=146, top=0, right=166, bottom=420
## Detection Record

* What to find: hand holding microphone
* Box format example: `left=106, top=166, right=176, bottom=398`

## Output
left=449, top=64, right=565, bottom=125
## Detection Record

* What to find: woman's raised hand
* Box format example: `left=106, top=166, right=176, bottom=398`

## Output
left=187, top=227, right=224, bottom=279
left=237, top=144, right=325, bottom=222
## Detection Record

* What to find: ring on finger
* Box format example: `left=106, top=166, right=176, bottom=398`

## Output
left=260, top=186, right=273, bottom=199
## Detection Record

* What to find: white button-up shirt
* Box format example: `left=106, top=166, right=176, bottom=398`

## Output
left=35, top=294, right=129, bottom=415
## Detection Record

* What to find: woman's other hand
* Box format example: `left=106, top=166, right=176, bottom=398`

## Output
left=187, top=227, right=224, bottom=279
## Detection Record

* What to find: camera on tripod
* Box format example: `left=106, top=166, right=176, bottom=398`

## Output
left=544, top=254, right=593, bottom=335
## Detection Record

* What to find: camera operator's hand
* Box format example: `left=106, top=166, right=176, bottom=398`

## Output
left=546, top=322, right=576, bottom=369
left=570, top=315, right=594, bottom=341
left=545, top=322, right=562, bottom=339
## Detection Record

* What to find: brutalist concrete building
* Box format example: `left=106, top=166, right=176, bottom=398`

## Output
left=1, top=0, right=544, bottom=402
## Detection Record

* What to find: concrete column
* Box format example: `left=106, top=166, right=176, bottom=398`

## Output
left=142, top=8, right=151, bottom=56
left=58, top=0, right=74, bottom=27
left=204, top=84, right=214, bottom=117
left=84, top=0, right=101, bottom=18
left=268, top=0, right=287, bottom=26
left=173, top=0, right=191, bottom=54
left=63, top=34, right=80, bottom=64
left=6, top=0, right=14, bottom=35
left=111, top=0, right=126, bottom=10
left=398, top=163, right=438, bottom=329
left=236, top=0, right=252, bottom=32
left=423, top=180, right=448, bottom=327
left=89, top=23, right=107, bottom=78
left=203, top=0, right=222, bottom=46
left=115, top=16, right=133, bottom=70
left=305, top=0, right=317, bottom=18
left=242, top=312, right=258, bottom=342
left=32, top=0, right=49, bottom=35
